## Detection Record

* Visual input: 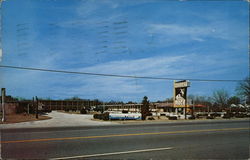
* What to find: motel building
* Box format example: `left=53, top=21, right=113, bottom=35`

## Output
left=104, top=101, right=207, bottom=120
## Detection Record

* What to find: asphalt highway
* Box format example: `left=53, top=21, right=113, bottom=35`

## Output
left=1, top=120, right=249, bottom=159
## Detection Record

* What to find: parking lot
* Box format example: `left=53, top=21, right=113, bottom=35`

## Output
left=0, top=111, right=116, bottom=129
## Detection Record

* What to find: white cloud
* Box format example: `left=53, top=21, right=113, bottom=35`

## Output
left=60, top=54, right=191, bottom=98
left=75, top=0, right=149, bottom=18
left=148, top=19, right=248, bottom=45
left=192, top=37, right=205, bottom=42
left=3, top=52, right=246, bottom=101
left=76, top=0, right=121, bottom=18
left=37, top=54, right=190, bottom=100
left=61, top=53, right=239, bottom=100
left=82, top=55, right=187, bottom=76
left=149, top=23, right=219, bottom=39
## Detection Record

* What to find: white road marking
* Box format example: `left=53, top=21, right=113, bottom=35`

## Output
left=50, top=147, right=173, bottom=159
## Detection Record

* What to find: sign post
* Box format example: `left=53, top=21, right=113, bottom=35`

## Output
left=173, top=80, right=190, bottom=119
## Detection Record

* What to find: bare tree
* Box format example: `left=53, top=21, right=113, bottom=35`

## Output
left=236, top=77, right=250, bottom=104
left=212, top=89, right=229, bottom=108
left=188, top=94, right=212, bottom=106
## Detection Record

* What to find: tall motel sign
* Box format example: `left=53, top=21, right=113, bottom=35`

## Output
left=173, top=80, right=190, bottom=119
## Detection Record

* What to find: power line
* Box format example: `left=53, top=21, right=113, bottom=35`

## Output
left=0, top=65, right=244, bottom=82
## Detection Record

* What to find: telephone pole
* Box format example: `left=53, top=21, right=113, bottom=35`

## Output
left=0, top=0, right=3, bottom=63
left=0, top=0, right=5, bottom=123
left=35, top=96, right=38, bottom=119
left=1, top=88, right=5, bottom=122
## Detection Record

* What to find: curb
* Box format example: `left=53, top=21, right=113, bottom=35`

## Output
left=1, top=119, right=249, bottom=132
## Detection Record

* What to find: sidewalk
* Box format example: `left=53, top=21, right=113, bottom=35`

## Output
left=0, top=111, right=117, bottom=129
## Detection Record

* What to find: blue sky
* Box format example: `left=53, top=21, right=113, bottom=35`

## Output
left=0, top=0, right=249, bottom=102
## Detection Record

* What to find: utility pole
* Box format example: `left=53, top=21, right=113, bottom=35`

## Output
left=184, top=86, right=189, bottom=120
left=207, top=104, right=210, bottom=116
left=192, top=99, right=195, bottom=117
left=1, top=88, right=5, bottom=122
left=0, top=0, right=5, bottom=123
left=184, top=98, right=187, bottom=120
left=245, top=96, right=247, bottom=106
left=27, top=103, right=30, bottom=115
left=0, top=0, right=4, bottom=63
left=32, top=97, right=34, bottom=113
left=102, top=101, right=105, bottom=113
left=35, top=96, right=38, bottom=119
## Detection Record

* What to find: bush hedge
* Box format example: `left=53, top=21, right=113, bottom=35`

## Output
left=168, top=116, right=177, bottom=120
left=93, top=112, right=109, bottom=121
left=80, top=108, right=87, bottom=114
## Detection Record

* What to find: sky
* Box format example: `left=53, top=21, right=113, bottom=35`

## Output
left=0, top=0, right=249, bottom=102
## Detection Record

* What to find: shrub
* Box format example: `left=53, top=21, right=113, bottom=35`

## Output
left=93, top=113, right=109, bottom=120
left=80, top=108, right=87, bottom=114
left=71, top=108, right=77, bottom=112
left=206, top=115, right=215, bottom=119
left=188, top=115, right=195, bottom=120
left=222, top=114, right=231, bottom=119
left=210, top=113, right=221, bottom=117
left=147, top=113, right=153, bottom=116
left=64, top=108, right=70, bottom=112
left=147, top=117, right=155, bottom=120
left=93, top=114, right=101, bottom=119
left=235, top=113, right=246, bottom=118
left=102, top=112, right=109, bottom=120
left=168, top=116, right=177, bottom=120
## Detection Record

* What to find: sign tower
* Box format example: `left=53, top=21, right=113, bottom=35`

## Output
left=173, top=80, right=190, bottom=119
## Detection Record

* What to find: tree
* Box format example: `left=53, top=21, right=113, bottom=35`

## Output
left=236, top=77, right=250, bottom=104
left=188, top=94, right=212, bottom=107
left=212, top=89, right=229, bottom=108
left=141, top=96, right=150, bottom=120
left=13, top=96, right=26, bottom=101
left=127, top=101, right=136, bottom=104
left=64, top=96, right=82, bottom=100
left=227, top=96, right=240, bottom=105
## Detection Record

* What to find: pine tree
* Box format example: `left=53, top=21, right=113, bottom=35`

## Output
left=141, top=96, right=150, bottom=120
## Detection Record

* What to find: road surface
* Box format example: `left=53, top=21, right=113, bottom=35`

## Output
left=1, top=120, right=249, bottom=159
